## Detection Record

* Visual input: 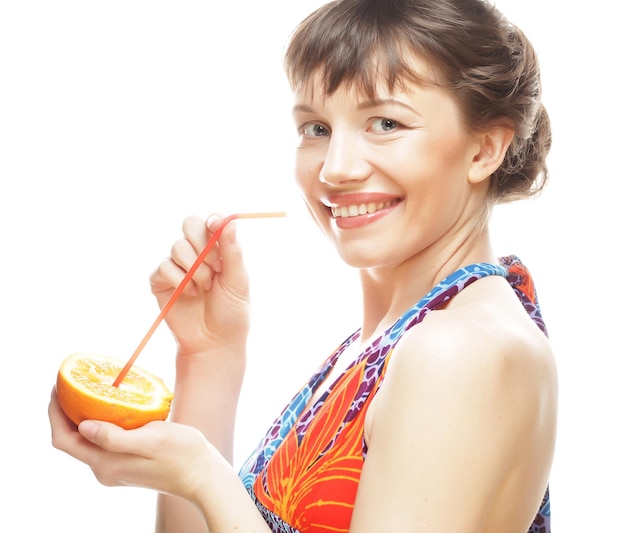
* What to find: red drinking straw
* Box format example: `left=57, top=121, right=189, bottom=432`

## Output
left=112, top=211, right=286, bottom=387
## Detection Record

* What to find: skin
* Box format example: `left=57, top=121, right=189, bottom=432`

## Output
left=49, top=53, right=557, bottom=533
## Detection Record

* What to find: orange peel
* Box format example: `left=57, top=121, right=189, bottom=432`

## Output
left=56, top=353, right=173, bottom=430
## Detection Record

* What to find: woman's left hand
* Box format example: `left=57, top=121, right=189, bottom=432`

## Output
left=48, top=388, right=216, bottom=504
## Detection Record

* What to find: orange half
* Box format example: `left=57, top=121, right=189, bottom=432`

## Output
left=56, top=353, right=174, bottom=430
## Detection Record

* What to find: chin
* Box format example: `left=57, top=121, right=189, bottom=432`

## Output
left=334, top=247, right=389, bottom=270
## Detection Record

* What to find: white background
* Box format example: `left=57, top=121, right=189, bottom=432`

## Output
left=1, top=1, right=623, bottom=531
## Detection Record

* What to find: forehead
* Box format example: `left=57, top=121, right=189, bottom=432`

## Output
left=293, top=52, right=442, bottom=102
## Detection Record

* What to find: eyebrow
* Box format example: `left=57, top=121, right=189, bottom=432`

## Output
left=292, top=104, right=315, bottom=114
left=292, top=98, right=420, bottom=115
left=357, top=98, right=420, bottom=114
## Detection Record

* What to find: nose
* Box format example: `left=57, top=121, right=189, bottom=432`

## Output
left=320, top=131, right=370, bottom=186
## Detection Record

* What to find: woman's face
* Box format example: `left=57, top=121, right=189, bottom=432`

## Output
left=292, top=54, right=487, bottom=270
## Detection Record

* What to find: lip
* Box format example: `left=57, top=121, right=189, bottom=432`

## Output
left=322, top=193, right=403, bottom=229
left=323, top=193, right=402, bottom=209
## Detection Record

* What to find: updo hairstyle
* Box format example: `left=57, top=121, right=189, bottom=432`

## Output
left=284, top=0, right=551, bottom=203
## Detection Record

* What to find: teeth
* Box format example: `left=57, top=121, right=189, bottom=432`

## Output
left=331, top=201, right=394, bottom=218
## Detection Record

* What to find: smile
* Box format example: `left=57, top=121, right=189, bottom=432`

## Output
left=330, top=200, right=398, bottom=219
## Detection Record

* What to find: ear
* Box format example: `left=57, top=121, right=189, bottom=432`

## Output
left=467, top=126, right=515, bottom=184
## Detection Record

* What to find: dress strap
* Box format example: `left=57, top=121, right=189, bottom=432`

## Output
left=388, top=262, right=508, bottom=343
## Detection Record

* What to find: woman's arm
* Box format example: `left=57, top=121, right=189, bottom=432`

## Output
left=48, top=214, right=259, bottom=533
left=155, top=346, right=247, bottom=532
left=148, top=215, right=252, bottom=532
left=350, top=300, right=556, bottom=532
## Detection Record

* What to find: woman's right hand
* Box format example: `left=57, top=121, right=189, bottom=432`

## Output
left=150, top=214, right=250, bottom=357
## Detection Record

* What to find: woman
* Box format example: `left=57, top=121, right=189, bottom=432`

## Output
left=49, top=0, right=557, bottom=531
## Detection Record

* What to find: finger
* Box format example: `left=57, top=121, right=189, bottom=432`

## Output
left=78, top=420, right=130, bottom=451
left=78, top=419, right=167, bottom=457
left=150, top=256, right=201, bottom=297
left=185, top=215, right=224, bottom=272
left=170, top=238, right=215, bottom=291
left=204, top=214, right=230, bottom=273
left=77, top=421, right=211, bottom=496
left=49, top=389, right=109, bottom=464
left=50, top=389, right=157, bottom=488
left=49, top=388, right=79, bottom=447
left=211, top=218, right=249, bottom=294
left=75, top=421, right=155, bottom=488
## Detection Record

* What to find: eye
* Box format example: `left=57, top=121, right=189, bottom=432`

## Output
left=300, top=122, right=330, bottom=137
left=370, top=117, right=399, bottom=133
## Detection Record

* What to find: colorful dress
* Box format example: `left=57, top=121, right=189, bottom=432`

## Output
left=238, top=256, right=551, bottom=533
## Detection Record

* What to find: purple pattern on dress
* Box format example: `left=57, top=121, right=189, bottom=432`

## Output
left=239, top=256, right=550, bottom=532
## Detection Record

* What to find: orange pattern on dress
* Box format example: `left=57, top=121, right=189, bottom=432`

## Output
left=240, top=257, right=550, bottom=533
left=253, top=357, right=385, bottom=532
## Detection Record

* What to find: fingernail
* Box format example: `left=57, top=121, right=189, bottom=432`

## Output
left=206, top=214, right=221, bottom=230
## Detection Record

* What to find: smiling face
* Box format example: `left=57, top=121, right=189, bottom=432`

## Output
left=292, top=54, right=491, bottom=270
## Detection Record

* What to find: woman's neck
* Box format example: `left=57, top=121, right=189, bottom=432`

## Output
left=357, top=226, right=496, bottom=340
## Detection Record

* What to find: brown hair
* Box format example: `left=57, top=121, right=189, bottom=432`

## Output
left=284, top=0, right=551, bottom=203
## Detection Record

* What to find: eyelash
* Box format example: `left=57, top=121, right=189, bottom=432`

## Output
left=298, top=117, right=401, bottom=137
left=299, top=123, right=330, bottom=137
left=371, top=117, right=399, bottom=132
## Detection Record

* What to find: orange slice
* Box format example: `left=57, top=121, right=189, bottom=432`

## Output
left=56, top=353, right=174, bottom=430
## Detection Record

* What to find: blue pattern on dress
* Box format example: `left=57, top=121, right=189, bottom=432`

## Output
left=238, top=257, right=550, bottom=533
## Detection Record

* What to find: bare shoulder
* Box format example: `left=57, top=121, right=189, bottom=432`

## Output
left=354, top=276, right=557, bottom=532
left=403, top=273, right=556, bottom=392
left=377, top=274, right=558, bottom=439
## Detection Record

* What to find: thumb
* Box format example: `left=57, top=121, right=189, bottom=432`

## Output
left=78, top=420, right=102, bottom=441
left=78, top=420, right=141, bottom=454
left=78, top=420, right=123, bottom=449
left=216, top=220, right=249, bottom=294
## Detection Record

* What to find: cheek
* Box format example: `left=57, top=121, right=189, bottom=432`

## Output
left=294, top=155, right=323, bottom=217
left=294, top=150, right=322, bottom=193
left=431, top=124, right=477, bottom=171
left=415, top=138, right=473, bottom=190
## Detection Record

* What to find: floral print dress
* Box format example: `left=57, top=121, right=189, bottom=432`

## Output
left=238, top=256, right=551, bottom=533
